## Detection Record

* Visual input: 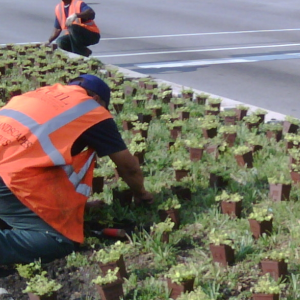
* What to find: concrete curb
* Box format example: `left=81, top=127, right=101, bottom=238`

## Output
left=111, top=65, right=286, bottom=123
left=65, top=51, right=287, bottom=122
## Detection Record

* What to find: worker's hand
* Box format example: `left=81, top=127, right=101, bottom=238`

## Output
left=66, top=13, right=78, bottom=27
left=134, top=190, right=154, bottom=206
left=44, top=41, right=51, bottom=47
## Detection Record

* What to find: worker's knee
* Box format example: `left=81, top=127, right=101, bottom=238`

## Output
left=56, top=36, right=70, bottom=51
left=0, top=229, right=75, bottom=265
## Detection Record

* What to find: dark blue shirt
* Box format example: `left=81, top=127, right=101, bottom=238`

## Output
left=54, top=2, right=95, bottom=30
left=72, top=118, right=127, bottom=157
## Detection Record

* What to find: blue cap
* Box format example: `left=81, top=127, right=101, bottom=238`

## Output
left=68, top=74, right=110, bottom=108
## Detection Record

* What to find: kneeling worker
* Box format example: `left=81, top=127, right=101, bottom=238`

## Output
left=46, top=0, right=100, bottom=57
left=0, top=74, right=153, bottom=264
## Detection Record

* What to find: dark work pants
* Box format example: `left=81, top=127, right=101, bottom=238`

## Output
left=0, top=180, right=75, bottom=265
left=56, top=24, right=100, bottom=56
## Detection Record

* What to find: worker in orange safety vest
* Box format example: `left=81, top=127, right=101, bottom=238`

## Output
left=0, top=74, right=153, bottom=264
left=46, top=0, right=100, bottom=57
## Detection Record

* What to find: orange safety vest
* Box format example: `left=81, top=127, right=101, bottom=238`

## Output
left=0, top=84, right=111, bottom=243
left=55, top=0, right=100, bottom=34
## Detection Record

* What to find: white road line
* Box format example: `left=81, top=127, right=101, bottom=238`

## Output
left=136, top=53, right=300, bottom=68
left=93, top=43, right=300, bottom=58
left=101, top=28, right=300, bottom=41
left=1, top=28, right=299, bottom=46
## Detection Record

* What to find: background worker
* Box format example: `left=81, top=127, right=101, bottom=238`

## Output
left=0, top=74, right=153, bottom=265
left=46, top=0, right=100, bottom=57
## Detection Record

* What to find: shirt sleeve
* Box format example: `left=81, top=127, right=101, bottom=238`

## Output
left=54, top=17, right=61, bottom=30
left=71, top=118, right=127, bottom=157
left=80, top=2, right=95, bottom=20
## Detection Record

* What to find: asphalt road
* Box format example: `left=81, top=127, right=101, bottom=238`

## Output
left=2, top=0, right=300, bottom=117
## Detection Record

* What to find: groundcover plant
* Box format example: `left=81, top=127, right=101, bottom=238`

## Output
left=1, top=44, right=300, bottom=300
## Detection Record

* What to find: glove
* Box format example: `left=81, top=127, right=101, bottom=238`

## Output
left=66, top=13, right=77, bottom=27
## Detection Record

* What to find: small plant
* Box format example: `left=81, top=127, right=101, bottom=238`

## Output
left=176, top=106, right=190, bottom=113
left=208, top=228, right=234, bottom=248
left=66, top=251, right=90, bottom=267
left=215, top=190, right=243, bottom=202
left=236, top=104, right=249, bottom=110
left=161, top=112, right=180, bottom=121
left=248, top=207, right=273, bottom=222
left=207, top=97, right=222, bottom=105
left=167, top=119, right=186, bottom=129
left=16, top=260, right=42, bottom=279
left=263, top=123, right=283, bottom=132
left=162, top=90, right=173, bottom=98
left=172, top=159, right=191, bottom=170
left=246, top=134, right=264, bottom=146
left=285, top=115, right=300, bottom=125
left=243, top=114, right=260, bottom=124
left=291, top=163, right=300, bottom=173
left=219, top=125, right=237, bottom=134
left=177, top=287, right=213, bottom=300
left=268, top=174, right=292, bottom=185
left=146, top=103, right=162, bottom=109
left=199, top=115, right=219, bottom=129
left=165, top=263, right=196, bottom=284
left=260, top=248, right=290, bottom=263
left=131, top=133, right=146, bottom=143
left=288, top=148, right=300, bottom=160
left=150, top=218, right=175, bottom=235
left=93, top=168, right=106, bottom=177
left=159, top=83, right=172, bottom=91
left=23, top=271, right=62, bottom=296
left=93, top=241, right=131, bottom=264
left=284, top=133, right=300, bottom=145
left=128, top=141, right=147, bottom=154
left=92, top=268, right=119, bottom=285
left=132, top=121, right=149, bottom=131
left=181, top=87, right=194, bottom=94
left=204, top=105, right=219, bottom=112
left=221, top=109, right=237, bottom=117
left=195, top=92, right=209, bottom=99
left=218, top=141, right=228, bottom=152
left=120, top=113, right=138, bottom=122
left=233, top=145, right=252, bottom=155
left=251, top=273, right=285, bottom=294
left=94, top=249, right=121, bottom=264
left=111, top=178, right=130, bottom=191
left=254, top=108, right=268, bottom=116
left=111, top=97, right=126, bottom=104
left=184, top=137, right=205, bottom=148
left=158, top=197, right=181, bottom=210
left=171, top=97, right=187, bottom=105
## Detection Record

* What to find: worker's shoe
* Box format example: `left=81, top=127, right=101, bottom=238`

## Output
left=83, top=48, right=92, bottom=57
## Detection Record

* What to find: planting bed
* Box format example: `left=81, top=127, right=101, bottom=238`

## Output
left=1, top=44, right=300, bottom=299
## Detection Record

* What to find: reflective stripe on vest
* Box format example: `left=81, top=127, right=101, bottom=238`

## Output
left=62, top=151, right=96, bottom=197
left=0, top=99, right=99, bottom=165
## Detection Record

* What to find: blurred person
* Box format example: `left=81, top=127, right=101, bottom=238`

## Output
left=46, top=0, right=100, bottom=57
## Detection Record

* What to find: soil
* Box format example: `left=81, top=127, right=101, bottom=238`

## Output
left=0, top=249, right=95, bottom=300
left=0, top=219, right=141, bottom=300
